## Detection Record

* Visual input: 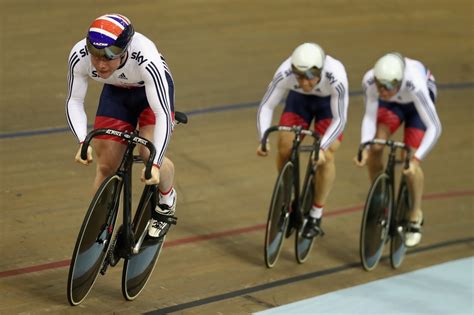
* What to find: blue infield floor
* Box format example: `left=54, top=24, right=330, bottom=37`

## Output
left=254, top=256, right=474, bottom=315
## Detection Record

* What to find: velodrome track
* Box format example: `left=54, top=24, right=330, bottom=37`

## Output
left=1, top=1, right=473, bottom=314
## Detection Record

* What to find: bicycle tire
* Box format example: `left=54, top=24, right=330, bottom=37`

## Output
left=360, top=173, right=393, bottom=271
left=390, top=177, right=410, bottom=269
left=67, top=175, right=121, bottom=306
left=122, top=190, right=164, bottom=300
left=264, top=161, right=294, bottom=268
left=295, top=172, right=316, bottom=264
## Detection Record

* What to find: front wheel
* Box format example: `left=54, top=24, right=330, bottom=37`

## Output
left=122, top=188, right=164, bottom=301
left=295, top=172, right=316, bottom=264
left=360, top=173, right=393, bottom=271
left=264, top=162, right=294, bottom=268
left=390, top=178, right=411, bottom=269
left=67, top=175, right=121, bottom=306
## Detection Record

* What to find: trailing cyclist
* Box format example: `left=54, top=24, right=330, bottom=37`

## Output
left=354, top=52, right=442, bottom=247
left=65, top=14, right=177, bottom=238
left=256, top=43, right=349, bottom=239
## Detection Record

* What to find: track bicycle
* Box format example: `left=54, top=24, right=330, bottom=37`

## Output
left=261, top=125, right=321, bottom=268
left=357, top=138, right=412, bottom=271
left=67, top=112, right=188, bottom=305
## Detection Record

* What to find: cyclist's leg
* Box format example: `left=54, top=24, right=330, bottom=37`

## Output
left=405, top=158, right=423, bottom=222
left=93, top=139, right=127, bottom=190
left=138, top=110, right=177, bottom=237
left=367, top=124, right=390, bottom=181
left=302, top=95, right=335, bottom=237
left=277, top=132, right=295, bottom=171
left=402, top=84, right=436, bottom=225
left=314, top=140, right=340, bottom=207
left=402, top=104, right=427, bottom=224
left=310, top=95, right=341, bottom=210
left=277, top=91, right=313, bottom=171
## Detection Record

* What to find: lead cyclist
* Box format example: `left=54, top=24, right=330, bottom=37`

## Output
left=65, top=14, right=177, bottom=238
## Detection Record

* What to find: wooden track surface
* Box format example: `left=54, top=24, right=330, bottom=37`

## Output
left=1, top=1, right=473, bottom=314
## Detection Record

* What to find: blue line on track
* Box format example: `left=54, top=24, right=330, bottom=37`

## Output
left=1, top=82, right=473, bottom=140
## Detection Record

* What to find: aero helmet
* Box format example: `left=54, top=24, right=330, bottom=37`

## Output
left=86, top=14, right=134, bottom=60
left=373, top=52, right=405, bottom=90
left=291, top=43, right=326, bottom=80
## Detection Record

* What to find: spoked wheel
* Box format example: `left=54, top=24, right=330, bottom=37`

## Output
left=295, top=172, right=316, bottom=264
left=360, top=173, right=393, bottom=271
left=264, top=162, right=294, bottom=268
left=390, top=178, right=411, bottom=269
left=67, top=175, right=121, bottom=306
left=122, top=189, right=164, bottom=301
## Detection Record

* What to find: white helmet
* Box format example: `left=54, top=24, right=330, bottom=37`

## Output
left=374, top=52, right=405, bottom=84
left=291, top=43, right=325, bottom=79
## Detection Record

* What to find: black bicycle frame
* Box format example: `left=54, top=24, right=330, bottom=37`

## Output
left=262, top=125, right=320, bottom=216
left=358, top=138, right=411, bottom=216
left=81, top=128, right=157, bottom=258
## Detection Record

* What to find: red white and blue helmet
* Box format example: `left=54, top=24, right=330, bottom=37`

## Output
left=86, top=14, right=134, bottom=60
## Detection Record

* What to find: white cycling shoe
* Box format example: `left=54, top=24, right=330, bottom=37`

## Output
left=404, top=215, right=423, bottom=248
left=148, top=189, right=177, bottom=238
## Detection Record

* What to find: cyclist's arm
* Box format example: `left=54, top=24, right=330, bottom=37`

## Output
left=65, top=45, right=90, bottom=143
left=411, top=87, right=442, bottom=160
left=320, top=78, right=348, bottom=150
left=360, top=74, right=379, bottom=144
left=257, top=72, right=287, bottom=140
left=142, top=63, right=173, bottom=167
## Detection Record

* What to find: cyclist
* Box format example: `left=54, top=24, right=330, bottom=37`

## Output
left=65, top=14, right=177, bottom=238
left=354, top=52, right=442, bottom=247
left=256, top=43, right=349, bottom=239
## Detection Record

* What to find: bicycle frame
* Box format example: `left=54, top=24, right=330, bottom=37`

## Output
left=81, top=129, right=157, bottom=258
left=262, top=125, right=320, bottom=224
left=359, top=138, right=410, bottom=197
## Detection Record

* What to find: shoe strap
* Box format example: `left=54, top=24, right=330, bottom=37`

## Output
left=151, top=211, right=178, bottom=225
left=406, top=221, right=422, bottom=233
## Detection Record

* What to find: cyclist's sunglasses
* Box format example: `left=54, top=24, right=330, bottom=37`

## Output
left=86, top=40, right=128, bottom=60
left=374, top=77, right=401, bottom=91
left=291, top=65, right=321, bottom=80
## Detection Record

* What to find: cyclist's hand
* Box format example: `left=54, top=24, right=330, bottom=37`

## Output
left=141, top=165, right=160, bottom=185
left=75, top=144, right=93, bottom=165
left=314, top=149, right=326, bottom=165
left=257, top=143, right=270, bottom=157
left=353, top=149, right=368, bottom=167
left=402, top=158, right=420, bottom=177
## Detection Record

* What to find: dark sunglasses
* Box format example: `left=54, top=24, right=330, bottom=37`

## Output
left=87, top=40, right=128, bottom=60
